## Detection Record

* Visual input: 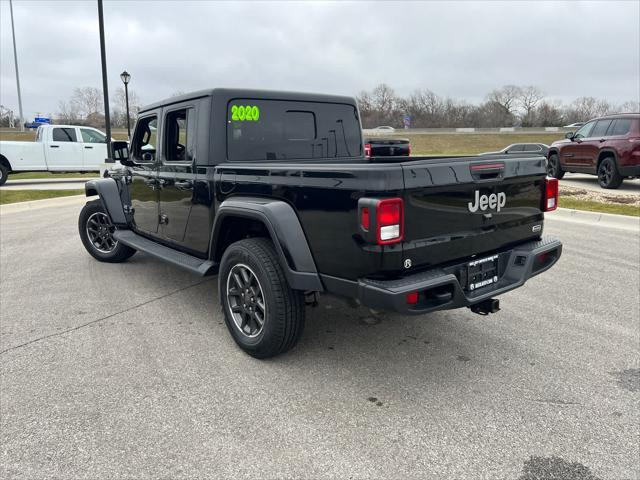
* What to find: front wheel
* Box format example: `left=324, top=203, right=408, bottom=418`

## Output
left=547, top=154, right=565, bottom=179
left=78, top=200, right=136, bottom=262
left=219, top=238, right=305, bottom=358
left=598, top=157, right=623, bottom=189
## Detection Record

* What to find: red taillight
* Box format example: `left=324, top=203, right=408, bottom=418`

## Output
left=361, top=207, right=370, bottom=230
left=377, top=198, right=403, bottom=244
left=406, top=292, right=419, bottom=305
left=364, top=143, right=372, bottom=157
left=543, top=177, right=559, bottom=212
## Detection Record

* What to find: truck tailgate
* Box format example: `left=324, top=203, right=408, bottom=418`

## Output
left=401, top=155, right=547, bottom=269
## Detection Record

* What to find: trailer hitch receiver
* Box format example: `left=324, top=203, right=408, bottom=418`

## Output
left=470, top=298, right=500, bottom=316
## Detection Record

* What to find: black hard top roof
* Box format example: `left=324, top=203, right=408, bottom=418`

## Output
left=139, top=88, right=356, bottom=113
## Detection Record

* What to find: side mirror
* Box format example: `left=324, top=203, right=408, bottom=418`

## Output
left=112, top=140, right=134, bottom=166
left=565, top=132, right=574, bottom=140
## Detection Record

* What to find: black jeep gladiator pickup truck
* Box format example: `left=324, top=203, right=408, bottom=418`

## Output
left=79, top=88, right=562, bottom=358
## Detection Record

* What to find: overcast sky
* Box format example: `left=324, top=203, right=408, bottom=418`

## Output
left=1, top=0, right=638, bottom=120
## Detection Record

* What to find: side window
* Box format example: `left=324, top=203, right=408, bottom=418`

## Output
left=164, top=108, right=195, bottom=162
left=591, top=119, right=613, bottom=138
left=131, top=116, right=158, bottom=163
left=609, top=119, right=632, bottom=136
left=227, top=100, right=362, bottom=161
left=523, top=144, right=541, bottom=152
left=574, top=121, right=595, bottom=139
left=506, top=145, right=524, bottom=153
left=80, top=128, right=107, bottom=143
left=52, top=127, right=77, bottom=142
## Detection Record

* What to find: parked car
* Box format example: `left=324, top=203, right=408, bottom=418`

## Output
left=364, top=137, right=410, bottom=157
left=372, top=126, right=395, bottom=132
left=0, top=124, right=114, bottom=185
left=562, top=122, right=584, bottom=129
left=78, top=88, right=562, bottom=358
left=547, top=113, right=640, bottom=189
left=479, top=143, right=549, bottom=157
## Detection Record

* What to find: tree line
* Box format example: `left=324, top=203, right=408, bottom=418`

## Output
left=357, top=84, right=639, bottom=129
left=56, top=86, right=142, bottom=129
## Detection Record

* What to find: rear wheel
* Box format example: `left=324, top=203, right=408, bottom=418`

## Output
left=78, top=200, right=136, bottom=262
left=219, top=238, right=305, bottom=358
left=547, top=154, right=565, bottom=179
left=0, top=164, right=9, bottom=186
left=598, top=157, right=623, bottom=189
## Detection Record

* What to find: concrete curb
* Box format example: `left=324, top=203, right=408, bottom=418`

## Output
left=0, top=194, right=87, bottom=215
left=5, top=177, right=94, bottom=185
left=550, top=208, right=640, bottom=232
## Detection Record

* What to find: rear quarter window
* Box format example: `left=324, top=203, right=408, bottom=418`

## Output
left=609, top=118, right=632, bottom=136
left=227, top=99, right=362, bottom=161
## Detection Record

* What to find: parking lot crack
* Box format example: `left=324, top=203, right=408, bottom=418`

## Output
left=0, top=279, right=211, bottom=356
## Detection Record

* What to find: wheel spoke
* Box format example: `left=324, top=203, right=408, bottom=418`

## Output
left=240, top=267, right=251, bottom=286
left=231, top=304, right=243, bottom=313
left=256, top=299, right=265, bottom=312
left=233, top=272, right=244, bottom=289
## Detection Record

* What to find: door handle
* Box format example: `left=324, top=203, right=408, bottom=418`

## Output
left=599, top=138, right=606, bottom=143
left=84, top=146, right=94, bottom=149
left=174, top=180, right=193, bottom=191
left=50, top=145, right=60, bottom=148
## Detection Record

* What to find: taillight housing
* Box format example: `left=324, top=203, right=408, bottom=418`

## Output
left=358, top=197, right=404, bottom=245
left=543, top=177, right=559, bottom=212
left=364, top=143, right=372, bottom=158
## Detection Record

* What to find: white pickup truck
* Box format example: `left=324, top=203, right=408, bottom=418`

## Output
left=0, top=125, right=113, bottom=185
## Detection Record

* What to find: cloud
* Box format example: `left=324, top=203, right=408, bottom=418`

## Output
left=1, top=0, right=638, bottom=120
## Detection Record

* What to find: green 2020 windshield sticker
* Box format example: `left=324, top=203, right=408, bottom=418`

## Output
left=231, top=105, right=260, bottom=122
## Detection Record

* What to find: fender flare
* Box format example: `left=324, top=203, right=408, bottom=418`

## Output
left=211, top=196, right=323, bottom=292
left=85, top=178, right=127, bottom=226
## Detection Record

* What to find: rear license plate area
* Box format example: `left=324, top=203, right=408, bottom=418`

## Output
left=466, top=254, right=499, bottom=291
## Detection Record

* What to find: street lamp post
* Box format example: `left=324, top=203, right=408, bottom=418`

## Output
left=120, top=70, right=131, bottom=140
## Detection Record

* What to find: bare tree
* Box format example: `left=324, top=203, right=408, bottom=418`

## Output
left=57, top=100, right=82, bottom=124
left=71, top=87, right=103, bottom=118
left=487, top=85, right=522, bottom=116
left=112, top=87, right=141, bottom=128
left=519, top=86, right=545, bottom=126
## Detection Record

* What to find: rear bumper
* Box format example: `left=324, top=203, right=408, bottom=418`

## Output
left=322, top=236, right=562, bottom=315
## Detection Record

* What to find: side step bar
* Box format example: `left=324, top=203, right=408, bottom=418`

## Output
left=113, top=229, right=218, bottom=276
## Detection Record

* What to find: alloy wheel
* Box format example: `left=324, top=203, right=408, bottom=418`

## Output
left=598, top=162, right=612, bottom=186
left=226, top=263, right=266, bottom=338
left=86, top=211, right=118, bottom=253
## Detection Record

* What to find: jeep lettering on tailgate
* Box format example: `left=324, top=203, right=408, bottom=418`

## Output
left=468, top=190, right=506, bottom=213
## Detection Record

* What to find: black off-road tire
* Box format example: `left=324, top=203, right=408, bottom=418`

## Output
left=0, top=163, right=9, bottom=186
left=597, top=157, right=623, bottom=189
left=78, top=200, right=136, bottom=263
left=219, top=237, right=305, bottom=359
left=547, top=153, right=565, bottom=180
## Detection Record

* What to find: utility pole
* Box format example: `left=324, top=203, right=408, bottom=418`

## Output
left=97, top=0, right=113, bottom=162
left=9, top=0, right=25, bottom=132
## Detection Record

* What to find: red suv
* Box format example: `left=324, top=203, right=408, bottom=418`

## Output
left=547, top=113, right=640, bottom=189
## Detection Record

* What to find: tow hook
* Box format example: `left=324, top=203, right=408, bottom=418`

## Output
left=469, top=298, right=500, bottom=316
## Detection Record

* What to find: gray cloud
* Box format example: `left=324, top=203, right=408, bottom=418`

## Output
left=1, top=0, right=638, bottom=120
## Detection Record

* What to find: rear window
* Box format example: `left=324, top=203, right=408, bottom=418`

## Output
left=227, top=99, right=362, bottom=161
left=523, top=144, right=542, bottom=152
left=609, top=118, right=632, bottom=136
left=52, top=127, right=77, bottom=142
left=591, top=119, right=613, bottom=138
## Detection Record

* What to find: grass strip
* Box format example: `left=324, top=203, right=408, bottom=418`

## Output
left=0, top=189, right=82, bottom=205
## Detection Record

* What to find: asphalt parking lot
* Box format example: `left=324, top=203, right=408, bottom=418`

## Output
left=1, top=202, right=638, bottom=480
